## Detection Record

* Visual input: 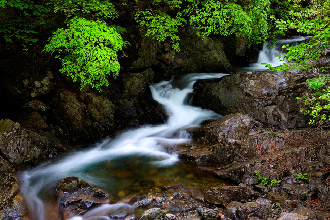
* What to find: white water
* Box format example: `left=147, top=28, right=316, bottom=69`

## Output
left=241, top=36, right=311, bottom=72
left=20, top=73, right=227, bottom=220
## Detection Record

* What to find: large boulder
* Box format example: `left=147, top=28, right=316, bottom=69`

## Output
left=178, top=113, right=285, bottom=167
left=168, top=28, right=232, bottom=74
left=193, top=69, right=317, bottom=129
left=0, top=119, right=47, bottom=167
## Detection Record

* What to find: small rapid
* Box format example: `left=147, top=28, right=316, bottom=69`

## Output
left=20, top=73, right=227, bottom=220
left=240, top=36, right=311, bottom=72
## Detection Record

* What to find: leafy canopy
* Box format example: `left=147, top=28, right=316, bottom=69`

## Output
left=44, top=17, right=125, bottom=92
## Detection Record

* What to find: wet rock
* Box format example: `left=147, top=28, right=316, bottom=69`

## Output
left=183, top=124, right=330, bottom=186
left=225, top=198, right=282, bottom=219
left=178, top=113, right=288, bottom=168
left=0, top=119, right=45, bottom=167
left=163, top=213, right=177, bottom=220
left=122, top=69, right=154, bottom=98
left=56, top=177, right=111, bottom=220
left=132, top=185, right=205, bottom=219
left=128, top=27, right=232, bottom=75
left=277, top=212, right=308, bottom=220
left=201, top=114, right=263, bottom=165
left=52, top=90, right=91, bottom=141
left=196, top=207, right=222, bottom=220
left=169, top=28, right=232, bottom=74
left=281, top=184, right=311, bottom=202
left=193, top=69, right=316, bottom=129
left=203, top=186, right=259, bottom=206
left=81, top=92, right=115, bottom=135
left=130, top=29, right=160, bottom=70
left=177, top=143, right=220, bottom=167
left=0, top=194, right=28, bottom=220
left=140, top=208, right=162, bottom=220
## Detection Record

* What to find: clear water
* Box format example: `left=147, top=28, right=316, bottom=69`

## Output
left=20, top=73, right=228, bottom=220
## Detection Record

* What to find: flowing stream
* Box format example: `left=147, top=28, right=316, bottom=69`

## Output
left=20, top=73, right=227, bottom=220
left=240, top=36, right=311, bottom=72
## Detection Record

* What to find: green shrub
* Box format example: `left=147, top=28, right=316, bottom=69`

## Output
left=254, top=171, right=269, bottom=185
left=135, top=10, right=186, bottom=51
left=44, top=17, right=126, bottom=91
left=274, top=0, right=330, bottom=71
left=296, top=75, right=330, bottom=126
left=295, top=173, right=309, bottom=181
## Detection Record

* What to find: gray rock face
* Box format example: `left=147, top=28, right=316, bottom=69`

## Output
left=0, top=119, right=43, bottom=167
left=193, top=69, right=317, bottom=129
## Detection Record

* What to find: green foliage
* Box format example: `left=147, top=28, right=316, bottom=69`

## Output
left=254, top=171, right=269, bottom=185
left=189, top=1, right=253, bottom=39
left=44, top=17, right=126, bottom=91
left=135, top=10, right=186, bottom=51
left=0, top=0, right=50, bottom=45
left=135, top=0, right=272, bottom=51
left=296, top=75, right=330, bottom=126
left=273, top=0, right=330, bottom=71
left=187, top=0, right=270, bottom=43
left=295, top=172, right=309, bottom=181
left=270, top=179, right=281, bottom=186
left=254, top=171, right=281, bottom=186
left=48, top=0, right=118, bottom=20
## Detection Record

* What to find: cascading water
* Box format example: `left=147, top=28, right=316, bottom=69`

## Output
left=20, top=73, right=227, bottom=220
left=240, top=36, right=311, bottom=72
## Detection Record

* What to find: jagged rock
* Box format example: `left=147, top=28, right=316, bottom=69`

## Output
left=56, top=177, right=111, bottom=220
left=193, top=69, right=317, bottom=129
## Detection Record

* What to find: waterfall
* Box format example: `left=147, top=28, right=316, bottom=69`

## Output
left=20, top=73, right=227, bottom=220
left=241, top=36, right=311, bottom=72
